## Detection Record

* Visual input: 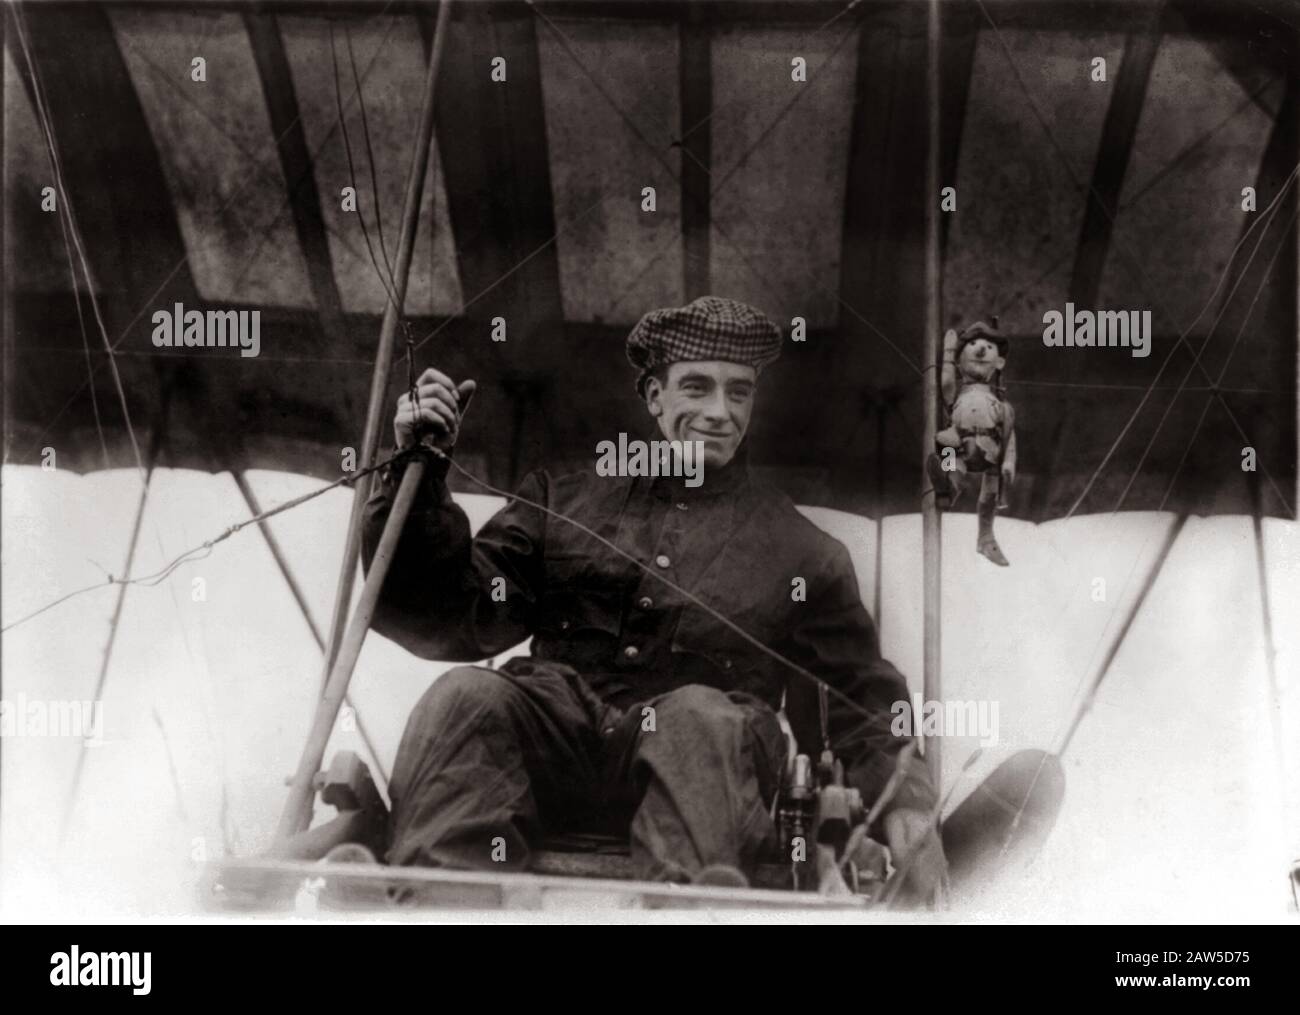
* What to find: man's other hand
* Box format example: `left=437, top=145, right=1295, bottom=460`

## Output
left=884, top=807, right=948, bottom=904
left=394, top=368, right=476, bottom=452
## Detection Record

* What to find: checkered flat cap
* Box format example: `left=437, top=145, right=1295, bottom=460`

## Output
left=627, top=296, right=782, bottom=393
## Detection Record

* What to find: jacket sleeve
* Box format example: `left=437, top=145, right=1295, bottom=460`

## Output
left=781, top=540, right=936, bottom=825
left=361, top=451, right=548, bottom=661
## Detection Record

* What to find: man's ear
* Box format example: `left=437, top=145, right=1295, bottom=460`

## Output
left=994, top=353, right=1006, bottom=372
left=644, top=376, right=664, bottom=417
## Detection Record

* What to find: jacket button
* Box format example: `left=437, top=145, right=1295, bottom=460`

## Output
left=655, top=554, right=671, bottom=568
left=560, top=620, right=570, bottom=631
left=623, top=645, right=640, bottom=660
left=638, top=596, right=653, bottom=609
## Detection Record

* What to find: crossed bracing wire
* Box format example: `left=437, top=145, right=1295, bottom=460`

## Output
left=7, top=0, right=1299, bottom=902
left=6, top=2, right=400, bottom=818
left=12, top=0, right=1300, bottom=758
left=12, top=2, right=407, bottom=463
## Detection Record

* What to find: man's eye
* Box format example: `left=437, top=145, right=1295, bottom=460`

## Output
left=682, top=383, right=706, bottom=394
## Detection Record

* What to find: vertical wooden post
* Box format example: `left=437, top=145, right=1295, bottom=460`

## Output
left=921, top=0, right=943, bottom=790
left=228, top=467, right=389, bottom=791
left=275, top=460, right=426, bottom=841
left=279, top=1, right=453, bottom=838
left=680, top=3, right=711, bottom=301
left=874, top=396, right=886, bottom=636
left=319, top=0, right=452, bottom=682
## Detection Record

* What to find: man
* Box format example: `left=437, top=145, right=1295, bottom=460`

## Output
left=363, top=295, right=946, bottom=895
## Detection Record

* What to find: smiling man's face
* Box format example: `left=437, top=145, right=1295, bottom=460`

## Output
left=644, top=360, right=757, bottom=470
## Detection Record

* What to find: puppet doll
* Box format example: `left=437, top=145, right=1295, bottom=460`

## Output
left=927, top=319, right=1016, bottom=566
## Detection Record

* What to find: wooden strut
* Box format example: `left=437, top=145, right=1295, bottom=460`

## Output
left=1054, top=513, right=1187, bottom=758
left=921, top=0, right=943, bottom=790
left=276, top=0, right=453, bottom=843
left=276, top=459, right=426, bottom=841
left=317, top=0, right=453, bottom=687
left=59, top=397, right=170, bottom=847
left=1248, top=471, right=1290, bottom=874
left=59, top=460, right=153, bottom=844
left=228, top=468, right=390, bottom=791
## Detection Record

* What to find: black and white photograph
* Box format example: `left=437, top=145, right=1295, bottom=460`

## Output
left=1, top=0, right=1298, bottom=943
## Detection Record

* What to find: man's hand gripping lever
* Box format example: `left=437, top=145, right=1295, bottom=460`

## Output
left=394, top=366, right=477, bottom=456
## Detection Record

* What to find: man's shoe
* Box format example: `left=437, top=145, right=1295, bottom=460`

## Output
left=322, top=843, right=378, bottom=864
left=691, top=864, right=750, bottom=888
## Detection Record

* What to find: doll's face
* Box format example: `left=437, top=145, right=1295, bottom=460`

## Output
left=957, top=337, right=1005, bottom=382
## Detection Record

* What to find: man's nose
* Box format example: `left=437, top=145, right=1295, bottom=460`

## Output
left=701, top=389, right=729, bottom=421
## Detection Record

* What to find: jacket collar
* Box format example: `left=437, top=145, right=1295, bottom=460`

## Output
left=646, top=432, right=751, bottom=500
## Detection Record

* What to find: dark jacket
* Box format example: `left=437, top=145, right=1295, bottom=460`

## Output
left=362, top=445, right=935, bottom=817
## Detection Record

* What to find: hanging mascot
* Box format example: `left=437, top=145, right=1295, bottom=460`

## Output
left=927, top=318, right=1017, bottom=566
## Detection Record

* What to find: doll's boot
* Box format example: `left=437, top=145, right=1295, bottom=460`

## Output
left=977, top=503, right=1009, bottom=567
left=978, top=534, right=1008, bottom=567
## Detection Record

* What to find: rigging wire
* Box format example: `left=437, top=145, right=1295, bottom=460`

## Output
left=16, top=4, right=405, bottom=464
left=522, top=0, right=922, bottom=377
left=990, top=76, right=1283, bottom=324
left=1022, top=169, right=1299, bottom=673
left=673, top=0, right=868, bottom=148
left=1114, top=195, right=1300, bottom=513
left=409, top=0, right=903, bottom=369
left=518, top=3, right=1300, bottom=871
left=9, top=5, right=1296, bottom=878
left=321, top=3, right=923, bottom=745
left=1017, top=170, right=1300, bottom=759
left=16, top=8, right=232, bottom=840
left=1081, top=163, right=1300, bottom=518
left=1058, top=201, right=1300, bottom=743
left=346, top=25, right=399, bottom=297
left=23, top=28, right=113, bottom=471
left=2, top=447, right=407, bottom=635
left=973, top=198, right=1300, bottom=881
left=957, top=0, right=1300, bottom=876
left=325, top=6, right=943, bottom=748
left=16, top=3, right=255, bottom=845
left=54, top=161, right=110, bottom=471
left=10, top=5, right=146, bottom=484
left=330, top=21, right=402, bottom=312
left=428, top=448, right=905, bottom=739
left=5, top=441, right=914, bottom=744
left=965, top=0, right=1300, bottom=702
left=118, top=40, right=376, bottom=277
left=973, top=0, right=1296, bottom=519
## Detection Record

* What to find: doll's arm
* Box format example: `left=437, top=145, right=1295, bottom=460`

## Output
left=1001, top=403, right=1017, bottom=483
left=940, top=329, right=959, bottom=408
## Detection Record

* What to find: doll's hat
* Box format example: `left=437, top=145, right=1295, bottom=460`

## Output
left=955, top=317, right=1008, bottom=355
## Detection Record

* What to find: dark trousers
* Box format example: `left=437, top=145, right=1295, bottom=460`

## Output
left=386, top=659, right=787, bottom=882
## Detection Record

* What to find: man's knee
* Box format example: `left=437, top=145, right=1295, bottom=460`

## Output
left=651, top=684, right=781, bottom=750
left=410, top=665, right=518, bottom=726
left=656, top=683, right=731, bottom=714
left=658, top=685, right=784, bottom=782
left=391, top=665, right=524, bottom=806
left=655, top=683, right=765, bottom=721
